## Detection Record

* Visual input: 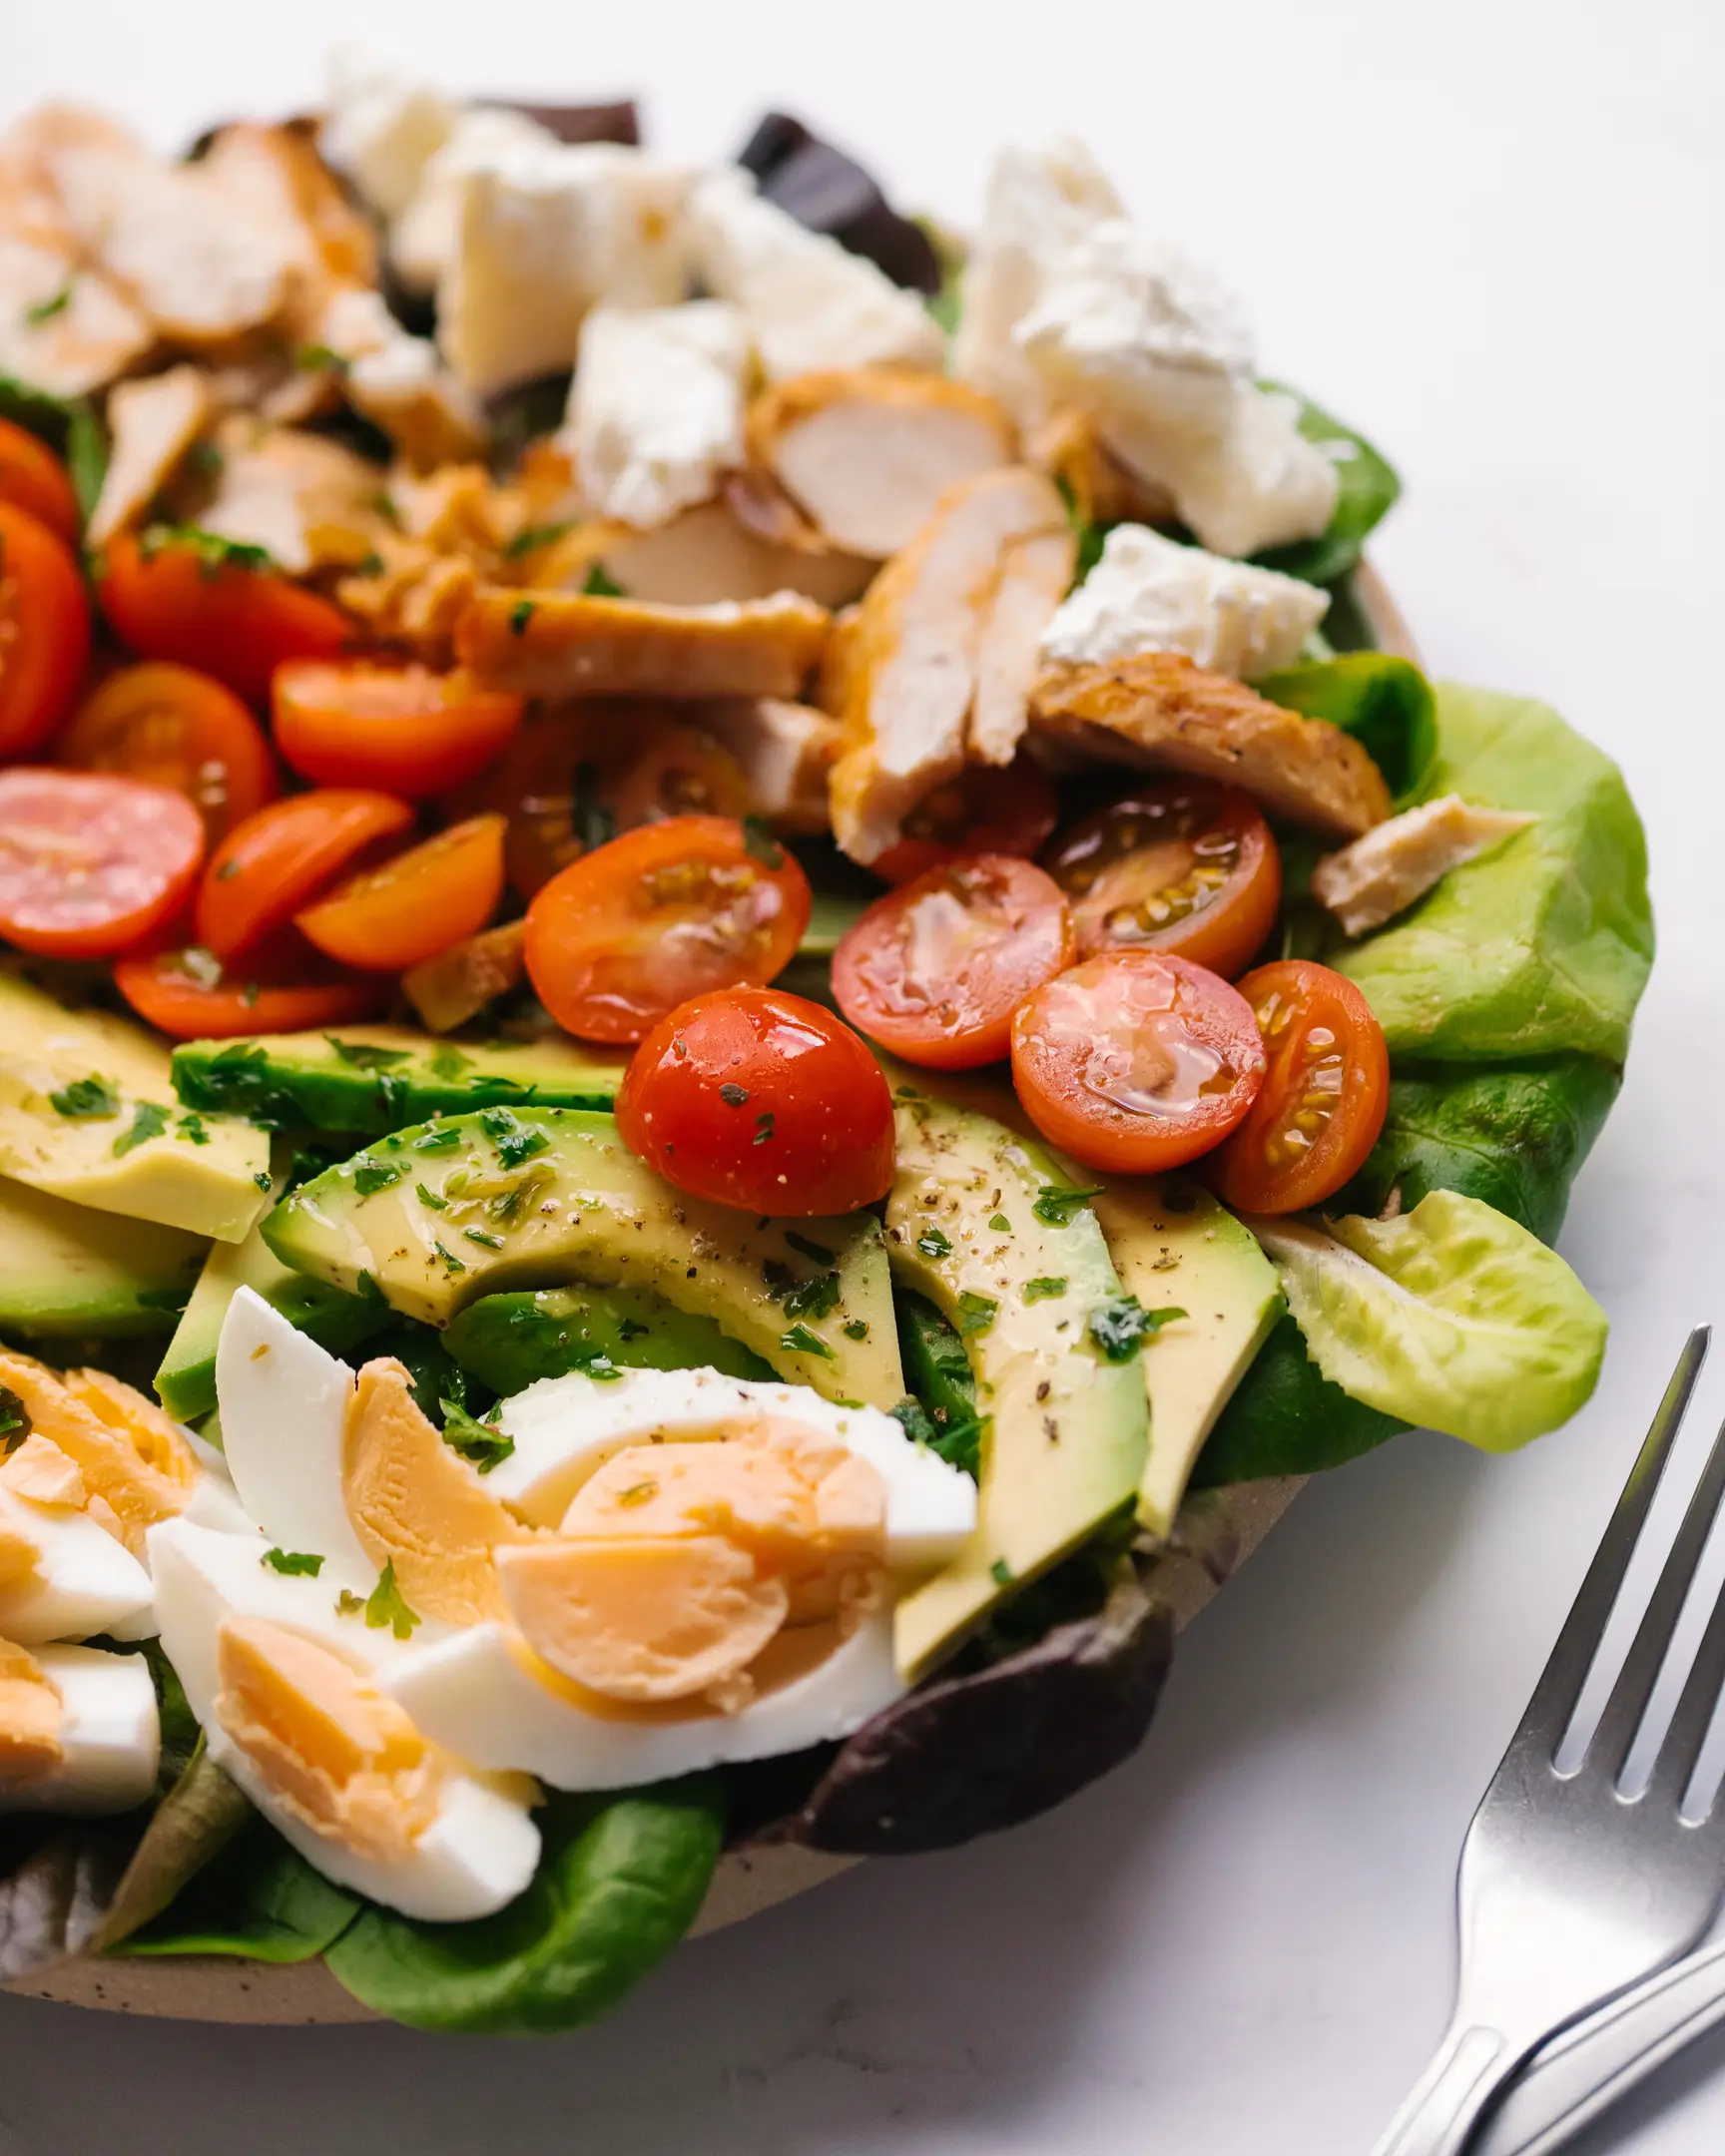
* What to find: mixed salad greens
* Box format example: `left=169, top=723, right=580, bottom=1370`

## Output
left=0, top=52, right=1650, bottom=2034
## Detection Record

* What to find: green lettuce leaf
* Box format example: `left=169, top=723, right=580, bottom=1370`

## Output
left=1245, top=1190, right=1607, bottom=1451
left=95, top=1739, right=250, bottom=1951
left=0, top=371, right=107, bottom=524
left=1253, top=386, right=1401, bottom=588
left=1257, top=653, right=1438, bottom=803
left=114, top=1813, right=359, bottom=1962
left=1337, top=683, right=1654, bottom=1064
left=324, top=1779, right=723, bottom=2033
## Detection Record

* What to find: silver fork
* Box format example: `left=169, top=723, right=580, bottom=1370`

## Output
left=1372, top=1328, right=1725, bottom=2156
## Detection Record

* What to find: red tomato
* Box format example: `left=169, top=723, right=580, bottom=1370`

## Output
left=295, top=815, right=506, bottom=972
left=1208, top=960, right=1391, bottom=1215
left=1043, top=779, right=1281, bottom=978
left=98, top=531, right=348, bottom=705
left=0, top=420, right=79, bottom=547
left=0, top=503, right=91, bottom=757
left=56, top=662, right=280, bottom=844
left=0, top=768, right=204, bottom=957
left=832, top=854, right=1074, bottom=1071
left=196, top=790, right=415, bottom=962
left=871, top=760, right=1059, bottom=886
left=1010, top=950, right=1267, bottom=1174
left=524, top=814, right=811, bottom=1044
left=618, top=987, right=895, bottom=1216
left=273, top=662, right=524, bottom=799
left=115, top=938, right=385, bottom=1041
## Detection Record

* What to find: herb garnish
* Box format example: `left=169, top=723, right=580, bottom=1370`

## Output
left=1032, top=1183, right=1105, bottom=1227
left=113, top=1102, right=169, bottom=1156
left=263, top=1548, right=324, bottom=1577
left=364, top=1561, right=420, bottom=1639
left=1087, top=1296, right=1185, bottom=1362
left=440, top=1398, right=515, bottom=1473
left=49, top=1075, right=119, bottom=1119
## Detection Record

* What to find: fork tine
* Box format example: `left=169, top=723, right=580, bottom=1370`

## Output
left=1589, top=1406, right=1725, bottom=1779
left=1648, top=1534, right=1725, bottom=1813
left=1510, top=1328, right=1710, bottom=1763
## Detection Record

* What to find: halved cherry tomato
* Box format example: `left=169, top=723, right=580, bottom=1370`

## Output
left=833, top=854, right=1074, bottom=1071
left=273, top=662, right=524, bottom=799
left=98, top=531, right=348, bottom=705
left=196, top=790, right=415, bottom=962
left=1043, top=779, right=1281, bottom=978
left=872, top=759, right=1059, bottom=886
left=115, top=936, right=385, bottom=1041
left=56, top=662, right=280, bottom=845
left=1208, top=959, right=1390, bottom=1215
left=0, top=420, right=79, bottom=548
left=0, top=503, right=91, bottom=757
left=1010, top=950, right=1267, bottom=1174
left=606, top=715, right=753, bottom=831
left=0, top=768, right=205, bottom=957
left=618, top=987, right=895, bottom=1216
left=295, top=814, right=506, bottom=972
left=525, top=814, right=811, bottom=1044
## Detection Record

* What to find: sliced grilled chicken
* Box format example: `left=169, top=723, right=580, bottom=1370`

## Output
left=458, top=590, right=832, bottom=701
left=0, top=234, right=152, bottom=398
left=829, top=466, right=1072, bottom=862
left=1311, top=795, right=1538, bottom=935
left=1029, top=652, right=1392, bottom=839
left=1024, top=404, right=1177, bottom=529
left=600, top=499, right=873, bottom=610
left=749, top=368, right=1016, bottom=558
left=86, top=365, right=212, bottom=548
left=198, top=122, right=378, bottom=329
left=188, top=418, right=383, bottom=575
left=693, top=698, right=845, bottom=829
left=402, top=920, right=527, bottom=1033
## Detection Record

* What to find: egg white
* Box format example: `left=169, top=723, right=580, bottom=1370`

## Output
left=0, top=1486, right=155, bottom=1644
left=0, top=1645, right=159, bottom=1817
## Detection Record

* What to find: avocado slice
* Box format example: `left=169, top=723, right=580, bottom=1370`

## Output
left=0, top=1174, right=208, bottom=1340
left=171, top=1025, right=626, bottom=1137
left=886, top=1089, right=1149, bottom=1681
left=1090, top=1176, right=1282, bottom=1536
left=263, top=1107, right=904, bottom=1407
left=0, top=974, right=270, bottom=1242
left=446, top=1286, right=776, bottom=1396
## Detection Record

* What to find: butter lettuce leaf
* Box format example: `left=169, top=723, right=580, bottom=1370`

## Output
left=1245, top=1190, right=1607, bottom=1451
left=1337, top=684, right=1653, bottom=1064
left=1191, top=1311, right=1405, bottom=1485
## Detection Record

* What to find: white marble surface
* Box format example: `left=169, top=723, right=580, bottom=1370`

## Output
left=1, top=1, right=1722, bottom=2148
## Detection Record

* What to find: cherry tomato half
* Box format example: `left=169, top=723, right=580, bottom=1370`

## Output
left=196, top=790, right=415, bottom=963
left=0, top=503, right=91, bottom=757
left=57, top=662, right=280, bottom=845
left=1207, top=960, right=1391, bottom=1215
left=98, top=531, right=348, bottom=705
left=295, top=814, right=506, bottom=973
left=115, top=936, right=385, bottom=1041
left=1010, top=950, right=1267, bottom=1174
left=0, top=420, right=80, bottom=548
left=833, top=854, right=1074, bottom=1071
left=0, top=768, right=205, bottom=958
left=871, top=758, right=1060, bottom=886
left=618, top=987, right=895, bottom=1217
left=273, top=662, right=524, bottom=799
left=1043, top=779, right=1281, bottom=978
left=525, top=814, right=811, bottom=1045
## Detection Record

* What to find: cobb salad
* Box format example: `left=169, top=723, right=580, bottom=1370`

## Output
left=0, top=50, right=1651, bottom=2032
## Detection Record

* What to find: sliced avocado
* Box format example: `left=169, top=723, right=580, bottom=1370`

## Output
left=446, top=1286, right=775, bottom=1396
left=1090, top=1176, right=1283, bottom=1536
left=885, top=1089, right=1149, bottom=1681
left=171, top=1025, right=626, bottom=1136
left=263, top=1107, right=904, bottom=1408
left=154, top=1146, right=391, bottom=1422
left=0, top=1174, right=207, bottom=1340
left=0, top=974, right=270, bottom=1242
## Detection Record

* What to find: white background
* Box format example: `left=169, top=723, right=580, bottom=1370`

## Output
left=2, top=1, right=1723, bottom=2148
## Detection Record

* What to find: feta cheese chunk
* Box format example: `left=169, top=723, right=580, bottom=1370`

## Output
left=1311, top=796, right=1540, bottom=937
left=321, top=44, right=455, bottom=222
left=1038, top=524, right=1328, bottom=681
left=688, top=169, right=942, bottom=382
left=566, top=301, right=749, bottom=529
left=1016, top=221, right=1339, bottom=556
left=389, top=106, right=561, bottom=295
left=438, top=142, right=691, bottom=397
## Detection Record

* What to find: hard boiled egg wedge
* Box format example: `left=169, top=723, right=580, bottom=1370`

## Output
left=0, top=1438, right=155, bottom=1643
left=149, top=1517, right=541, bottom=1922
left=0, top=1640, right=159, bottom=1817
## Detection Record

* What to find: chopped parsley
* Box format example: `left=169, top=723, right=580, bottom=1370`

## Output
left=509, top=599, right=536, bottom=636
left=188, top=440, right=225, bottom=479
left=439, top=1398, right=514, bottom=1473
left=253, top=1170, right=274, bottom=1191
left=412, top=1127, right=462, bottom=1151
left=294, top=341, right=349, bottom=373
left=843, top=1319, right=869, bottom=1342
left=325, top=1038, right=412, bottom=1071
left=582, top=563, right=624, bottom=598
left=1032, top=1183, right=1105, bottom=1227
left=113, top=1102, right=170, bottom=1157
left=0, top=1386, right=30, bottom=1454
left=415, top=1182, right=447, bottom=1212
left=24, top=281, right=74, bottom=326
left=335, top=1589, right=366, bottom=1616
left=990, top=1558, right=1014, bottom=1588
left=718, top=1083, right=750, bottom=1107
left=754, top=1111, right=776, bottom=1145
left=741, top=816, right=785, bottom=869
left=915, top=1226, right=952, bottom=1260
left=987, top=1213, right=1012, bottom=1234
left=262, top=1548, right=323, bottom=1577
left=429, top=1045, right=473, bottom=1080
left=139, top=524, right=273, bottom=578
left=785, top=1233, right=834, bottom=1266
left=1088, top=1296, right=1185, bottom=1362
left=889, top=1396, right=937, bottom=1445
left=781, top=1322, right=835, bottom=1359
left=176, top=1113, right=210, bottom=1145
left=364, top=1560, right=420, bottom=1639
left=462, top=1227, right=504, bottom=1250
left=354, top=1270, right=385, bottom=1304
left=504, top=519, right=575, bottom=557
left=1024, top=1277, right=1067, bottom=1303
left=433, top=1241, right=467, bottom=1274
left=783, top=1272, right=842, bottom=1321
left=479, top=1105, right=548, bottom=1167
left=49, top=1075, right=120, bottom=1120
left=955, top=1291, right=998, bottom=1336
left=350, top=1158, right=401, bottom=1196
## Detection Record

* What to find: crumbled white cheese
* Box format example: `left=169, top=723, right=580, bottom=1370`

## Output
left=565, top=301, right=749, bottom=530
left=389, top=106, right=560, bottom=295
left=950, top=138, right=1123, bottom=424
left=1015, top=220, right=1339, bottom=557
left=436, top=141, right=691, bottom=397
left=320, top=45, right=455, bottom=224
left=687, top=168, right=942, bottom=382
left=1311, top=796, right=1540, bottom=937
left=1037, top=523, right=1328, bottom=680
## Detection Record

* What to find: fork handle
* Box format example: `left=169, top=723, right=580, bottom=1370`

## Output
left=1371, top=2022, right=1521, bottom=2156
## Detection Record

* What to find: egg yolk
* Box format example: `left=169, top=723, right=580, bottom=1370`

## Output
left=0, top=1352, right=196, bottom=1556
left=214, top=1616, right=441, bottom=1864
left=0, top=1640, right=61, bottom=1783
left=497, top=1419, right=888, bottom=1712
left=0, top=1434, right=87, bottom=1509
left=341, top=1357, right=532, bottom=1626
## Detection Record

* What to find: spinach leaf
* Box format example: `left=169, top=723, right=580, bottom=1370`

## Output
left=1252, top=385, right=1401, bottom=589
left=116, top=1813, right=359, bottom=1962
left=894, top=1291, right=977, bottom=1443
left=1257, top=654, right=1438, bottom=803
left=1192, top=1311, right=1407, bottom=1484
left=0, top=371, right=108, bottom=523
left=325, top=1779, right=724, bottom=2032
